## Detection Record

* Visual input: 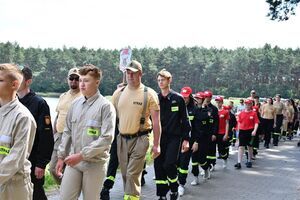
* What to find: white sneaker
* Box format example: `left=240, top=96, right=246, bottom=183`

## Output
left=222, top=159, right=227, bottom=169
left=203, top=169, right=211, bottom=180
left=200, top=169, right=205, bottom=176
left=178, top=185, right=185, bottom=196
left=190, top=176, right=199, bottom=186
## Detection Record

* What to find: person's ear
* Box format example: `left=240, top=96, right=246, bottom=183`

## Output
left=96, top=79, right=100, bottom=86
left=11, top=80, right=20, bottom=90
left=26, top=79, right=32, bottom=86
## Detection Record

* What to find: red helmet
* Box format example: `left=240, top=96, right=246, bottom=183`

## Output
left=204, top=90, right=213, bottom=98
left=180, top=86, right=192, bottom=98
left=215, top=96, right=223, bottom=102
left=195, top=92, right=205, bottom=99
left=244, top=99, right=253, bottom=105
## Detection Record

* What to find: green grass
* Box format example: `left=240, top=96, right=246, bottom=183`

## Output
left=44, top=166, right=58, bottom=191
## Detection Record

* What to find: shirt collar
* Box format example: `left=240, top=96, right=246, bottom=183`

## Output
left=0, top=98, right=19, bottom=117
left=159, top=89, right=174, bottom=101
left=82, top=90, right=101, bottom=106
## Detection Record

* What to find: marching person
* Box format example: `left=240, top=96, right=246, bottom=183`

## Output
left=17, top=66, right=54, bottom=200
left=56, top=64, right=116, bottom=200
left=252, top=96, right=262, bottom=156
left=203, top=90, right=219, bottom=172
left=214, top=96, right=230, bottom=169
left=49, top=67, right=81, bottom=184
left=100, top=82, right=149, bottom=200
left=273, top=94, right=285, bottom=144
left=189, top=92, right=214, bottom=185
left=0, top=63, right=36, bottom=200
left=112, top=60, right=161, bottom=200
left=234, top=99, right=259, bottom=169
left=177, top=86, right=198, bottom=196
left=261, top=97, right=276, bottom=148
left=155, top=69, right=191, bottom=200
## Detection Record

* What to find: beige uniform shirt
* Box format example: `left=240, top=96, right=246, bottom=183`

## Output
left=261, top=104, right=276, bottom=119
left=58, top=91, right=116, bottom=163
left=274, top=101, right=285, bottom=115
left=0, top=98, right=36, bottom=185
left=56, top=90, right=81, bottom=133
left=112, top=84, right=160, bottom=135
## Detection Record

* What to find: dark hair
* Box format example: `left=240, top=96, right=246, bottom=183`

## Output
left=254, top=95, right=259, bottom=99
left=275, top=94, right=281, bottom=98
left=21, top=66, right=33, bottom=80
left=187, top=94, right=196, bottom=107
left=267, top=97, right=273, bottom=105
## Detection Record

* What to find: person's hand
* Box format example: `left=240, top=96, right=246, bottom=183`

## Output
left=273, top=123, right=276, bottom=128
left=181, top=140, right=190, bottom=153
left=64, top=153, right=83, bottom=167
left=35, top=167, right=45, bottom=179
left=223, top=134, right=228, bottom=142
left=211, top=135, right=216, bottom=142
left=251, top=130, right=256, bottom=137
left=151, top=145, right=161, bottom=159
left=56, top=158, right=65, bottom=178
left=191, top=142, right=198, bottom=153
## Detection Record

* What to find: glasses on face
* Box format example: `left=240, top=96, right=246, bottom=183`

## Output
left=69, top=77, right=79, bottom=81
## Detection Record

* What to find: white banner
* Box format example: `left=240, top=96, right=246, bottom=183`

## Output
left=119, top=47, right=132, bottom=72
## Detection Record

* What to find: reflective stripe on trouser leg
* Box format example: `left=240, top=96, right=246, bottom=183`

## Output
left=124, top=194, right=140, bottom=200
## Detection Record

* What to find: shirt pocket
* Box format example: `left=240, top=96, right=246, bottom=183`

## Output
left=0, top=135, right=12, bottom=156
left=85, top=119, right=102, bottom=137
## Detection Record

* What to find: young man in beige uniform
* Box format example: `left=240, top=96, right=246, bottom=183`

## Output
left=56, top=64, right=116, bottom=200
left=0, top=63, right=36, bottom=200
left=112, top=60, right=161, bottom=200
left=49, top=68, right=81, bottom=184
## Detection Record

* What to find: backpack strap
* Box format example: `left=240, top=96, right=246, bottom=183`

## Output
left=115, top=86, right=126, bottom=123
left=140, top=86, right=148, bottom=131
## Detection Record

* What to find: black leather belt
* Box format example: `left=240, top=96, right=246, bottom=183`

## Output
left=121, top=130, right=149, bottom=139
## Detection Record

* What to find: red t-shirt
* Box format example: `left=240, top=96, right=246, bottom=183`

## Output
left=218, top=109, right=230, bottom=134
left=238, top=110, right=260, bottom=130
left=252, top=105, right=260, bottom=113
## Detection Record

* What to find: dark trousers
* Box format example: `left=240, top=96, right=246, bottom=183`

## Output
left=103, top=135, right=119, bottom=189
left=197, top=136, right=210, bottom=171
left=274, top=115, right=283, bottom=145
left=207, top=137, right=216, bottom=166
left=178, top=146, right=192, bottom=186
left=216, top=134, right=229, bottom=160
left=31, top=165, right=47, bottom=200
left=154, top=136, right=181, bottom=197
left=262, top=118, right=274, bottom=146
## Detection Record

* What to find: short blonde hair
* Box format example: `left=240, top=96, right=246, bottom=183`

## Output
left=157, top=69, right=172, bottom=79
left=0, top=63, right=23, bottom=84
left=79, top=64, right=102, bottom=80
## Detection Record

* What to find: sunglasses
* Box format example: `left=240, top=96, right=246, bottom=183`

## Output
left=69, top=77, right=79, bottom=81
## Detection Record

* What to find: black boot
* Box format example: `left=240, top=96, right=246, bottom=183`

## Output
left=170, top=192, right=179, bottom=200
left=100, top=187, right=110, bottom=200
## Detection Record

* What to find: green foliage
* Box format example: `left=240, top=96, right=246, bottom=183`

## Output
left=0, top=41, right=299, bottom=98
left=266, top=0, right=300, bottom=21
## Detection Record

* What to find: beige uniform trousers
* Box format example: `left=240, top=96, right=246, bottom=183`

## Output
left=117, top=134, right=149, bottom=198
left=0, top=175, right=33, bottom=200
left=60, top=161, right=107, bottom=200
